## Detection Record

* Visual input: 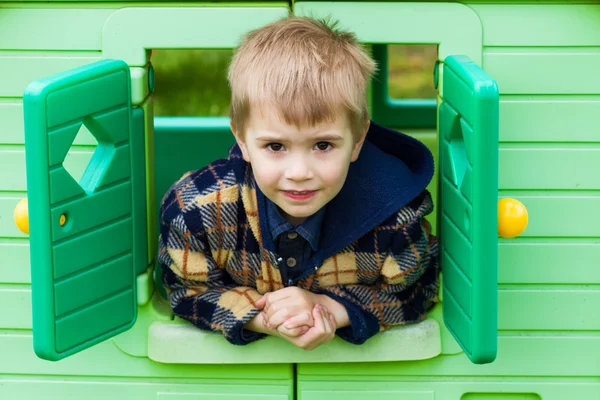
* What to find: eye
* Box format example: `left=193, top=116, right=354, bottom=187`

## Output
left=315, top=142, right=332, bottom=151
left=266, top=143, right=285, bottom=152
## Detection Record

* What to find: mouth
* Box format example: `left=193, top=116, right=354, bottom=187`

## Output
left=282, top=190, right=318, bottom=201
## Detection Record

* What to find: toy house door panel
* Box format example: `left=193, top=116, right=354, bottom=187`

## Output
left=439, top=55, right=499, bottom=364
left=23, top=59, right=146, bottom=361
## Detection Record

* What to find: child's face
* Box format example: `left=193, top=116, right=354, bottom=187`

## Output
left=233, top=111, right=368, bottom=225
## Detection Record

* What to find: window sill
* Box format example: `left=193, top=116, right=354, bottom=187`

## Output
left=147, top=317, right=441, bottom=364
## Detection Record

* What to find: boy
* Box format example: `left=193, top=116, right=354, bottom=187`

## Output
left=158, top=16, right=439, bottom=351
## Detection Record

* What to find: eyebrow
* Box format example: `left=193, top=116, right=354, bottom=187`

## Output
left=255, top=136, right=284, bottom=142
left=314, top=134, right=344, bottom=141
left=255, top=134, right=344, bottom=142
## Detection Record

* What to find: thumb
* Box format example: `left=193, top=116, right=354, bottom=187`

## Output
left=255, top=295, right=267, bottom=310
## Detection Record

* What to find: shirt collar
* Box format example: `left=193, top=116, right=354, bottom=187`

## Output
left=266, top=198, right=325, bottom=251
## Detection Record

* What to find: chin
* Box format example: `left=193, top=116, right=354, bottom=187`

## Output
left=282, top=208, right=310, bottom=218
left=281, top=206, right=316, bottom=219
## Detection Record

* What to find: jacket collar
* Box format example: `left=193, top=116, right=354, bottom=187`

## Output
left=265, top=196, right=325, bottom=251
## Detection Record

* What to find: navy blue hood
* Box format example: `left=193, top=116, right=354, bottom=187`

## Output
left=231, top=121, right=434, bottom=262
left=317, top=121, right=434, bottom=257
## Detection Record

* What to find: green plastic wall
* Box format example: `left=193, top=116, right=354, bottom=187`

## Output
left=1, top=1, right=599, bottom=399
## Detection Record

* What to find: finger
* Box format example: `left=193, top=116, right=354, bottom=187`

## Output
left=306, top=307, right=333, bottom=350
left=263, top=293, right=291, bottom=314
left=269, top=310, right=311, bottom=330
left=292, top=307, right=324, bottom=349
left=328, top=312, right=337, bottom=329
left=255, top=295, right=267, bottom=310
left=264, top=299, right=296, bottom=321
left=263, top=287, right=295, bottom=306
left=311, top=304, right=325, bottom=332
left=283, top=312, right=314, bottom=329
left=266, top=308, right=294, bottom=329
left=319, top=305, right=332, bottom=334
left=294, top=326, right=321, bottom=350
left=277, top=324, right=309, bottom=338
left=263, top=301, right=280, bottom=319
left=302, top=325, right=325, bottom=351
left=295, top=306, right=335, bottom=351
left=264, top=293, right=309, bottom=319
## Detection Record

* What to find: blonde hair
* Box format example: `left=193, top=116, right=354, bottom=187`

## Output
left=227, top=16, right=377, bottom=137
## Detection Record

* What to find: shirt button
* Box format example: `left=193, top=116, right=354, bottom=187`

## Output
left=287, top=232, right=298, bottom=240
left=286, top=257, right=297, bottom=267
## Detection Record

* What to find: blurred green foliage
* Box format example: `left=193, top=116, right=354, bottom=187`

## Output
left=151, top=49, right=233, bottom=117
left=151, top=44, right=437, bottom=117
left=387, top=44, right=438, bottom=99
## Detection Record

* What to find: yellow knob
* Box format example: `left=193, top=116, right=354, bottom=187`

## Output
left=498, top=198, right=528, bottom=238
left=14, top=198, right=29, bottom=235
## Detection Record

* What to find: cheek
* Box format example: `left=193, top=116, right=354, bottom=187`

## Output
left=319, top=161, right=349, bottom=188
left=251, top=159, right=281, bottom=187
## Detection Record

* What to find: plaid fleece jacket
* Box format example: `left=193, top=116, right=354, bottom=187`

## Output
left=158, top=122, right=440, bottom=345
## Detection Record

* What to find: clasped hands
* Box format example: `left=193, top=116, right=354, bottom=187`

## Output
left=249, top=287, right=345, bottom=350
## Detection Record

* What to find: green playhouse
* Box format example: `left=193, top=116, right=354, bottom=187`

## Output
left=1, top=1, right=599, bottom=399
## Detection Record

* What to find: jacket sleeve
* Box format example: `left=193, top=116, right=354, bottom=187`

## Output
left=319, top=195, right=440, bottom=345
left=158, top=190, right=265, bottom=345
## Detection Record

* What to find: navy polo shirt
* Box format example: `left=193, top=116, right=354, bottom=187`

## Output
left=265, top=199, right=326, bottom=286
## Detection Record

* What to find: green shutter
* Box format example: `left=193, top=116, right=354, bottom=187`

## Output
left=439, top=55, right=499, bottom=364
left=23, top=59, right=145, bottom=361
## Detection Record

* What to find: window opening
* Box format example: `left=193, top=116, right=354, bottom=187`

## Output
left=388, top=44, right=438, bottom=99
left=151, top=49, right=233, bottom=117
left=371, top=44, right=439, bottom=129
left=61, top=123, right=97, bottom=185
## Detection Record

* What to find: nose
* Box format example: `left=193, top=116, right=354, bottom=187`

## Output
left=284, top=154, right=313, bottom=181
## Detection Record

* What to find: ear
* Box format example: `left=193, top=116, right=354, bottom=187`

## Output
left=231, top=120, right=250, bottom=162
left=350, top=120, right=370, bottom=162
